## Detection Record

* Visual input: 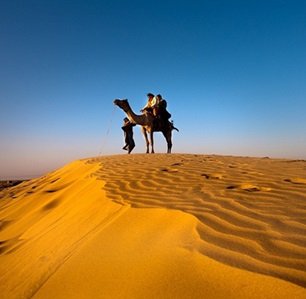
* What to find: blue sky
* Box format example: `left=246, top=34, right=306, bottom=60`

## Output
left=1, top=0, right=306, bottom=179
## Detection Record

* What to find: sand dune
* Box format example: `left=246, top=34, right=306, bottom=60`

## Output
left=0, top=154, right=306, bottom=298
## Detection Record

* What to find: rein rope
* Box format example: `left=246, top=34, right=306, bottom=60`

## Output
left=98, top=105, right=117, bottom=156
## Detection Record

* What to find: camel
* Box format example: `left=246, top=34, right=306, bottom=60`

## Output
left=114, top=99, right=178, bottom=154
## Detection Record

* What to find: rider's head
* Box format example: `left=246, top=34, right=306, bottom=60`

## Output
left=156, top=94, right=162, bottom=100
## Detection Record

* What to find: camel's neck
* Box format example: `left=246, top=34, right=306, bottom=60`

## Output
left=124, top=105, right=148, bottom=126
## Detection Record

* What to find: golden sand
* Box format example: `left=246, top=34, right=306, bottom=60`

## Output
left=0, top=154, right=306, bottom=298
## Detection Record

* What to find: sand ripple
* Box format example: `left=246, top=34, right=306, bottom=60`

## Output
left=89, top=154, right=306, bottom=287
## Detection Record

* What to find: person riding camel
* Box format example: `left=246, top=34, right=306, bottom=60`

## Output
left=154, top=94, right=171, bottom=120
left=141, top=93, right=160, bottom=116
left=141, top=92, right=172, bottom=129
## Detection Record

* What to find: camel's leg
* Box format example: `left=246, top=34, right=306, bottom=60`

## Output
left=150, top=131, right=155, bottom=153
left=142, top=127, right=149, bottom=154
left=163, top=130, right=172, bottom=154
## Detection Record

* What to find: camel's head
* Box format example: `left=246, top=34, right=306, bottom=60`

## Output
left=113, top=99, right=130, bottom=112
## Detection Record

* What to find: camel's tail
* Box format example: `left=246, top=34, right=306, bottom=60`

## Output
left=170, top=121, right=179, bottom=132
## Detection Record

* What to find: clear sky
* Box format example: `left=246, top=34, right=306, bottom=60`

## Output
left=1, top=0, right=306, bottom=179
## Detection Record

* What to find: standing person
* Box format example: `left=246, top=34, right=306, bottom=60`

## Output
left=141, top=93, right=160, bottom=116
left=122, top=117, right=136, bottom=154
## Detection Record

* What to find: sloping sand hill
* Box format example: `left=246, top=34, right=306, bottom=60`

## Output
left=0, top=154, right=306, bottom=298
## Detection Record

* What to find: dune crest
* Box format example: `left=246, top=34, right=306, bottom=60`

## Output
left=0, top=160, right=125, bottom=298
left=1, top=154, right=306, bottom=298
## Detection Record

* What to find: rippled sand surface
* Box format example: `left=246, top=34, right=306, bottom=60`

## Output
left=1, top=154, right=306, bottom=298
